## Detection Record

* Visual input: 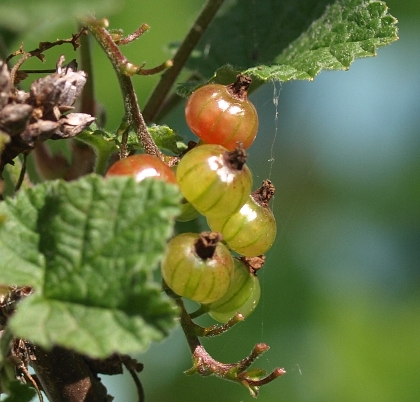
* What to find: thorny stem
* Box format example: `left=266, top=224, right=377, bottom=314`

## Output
left=142, top=0, right=226, bottom=123
left=173, top=297, right=284, bottom=396
left=86, top=19, right=163, bottom=158
left=7, top=27, right=88, bottom=86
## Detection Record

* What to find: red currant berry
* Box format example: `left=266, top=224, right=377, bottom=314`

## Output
left=185, top=75, right=258, bottom=151
left=105, top=154, right=177, bottom=185
left=161, top=232, right=234, bottom=304
left=206, top=257, right=261, bottom=323
left=207, top=180, right=276, bottom=256
left=176, top=143, right=252, bottom=219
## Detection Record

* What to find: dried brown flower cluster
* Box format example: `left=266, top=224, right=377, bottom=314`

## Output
left=0, top=56, right=95, bottom=172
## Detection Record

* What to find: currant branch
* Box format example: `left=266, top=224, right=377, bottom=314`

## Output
left=85, top=17, right=172, bottom=158
left=173, top=295, right=285, bottom=398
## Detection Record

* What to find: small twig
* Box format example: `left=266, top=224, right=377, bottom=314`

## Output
left=17, top=363, right=44, bottom=402
left=202, top=313, right=244, bottom=337
left=86, top=18, right=163, bottom=158
left=122, top=358, right=145, bottom=402
left=183, top=309, right=243, bottom=337
left=135, top=60, right=173, bottom=76
left=18, top=69, right=56, bottom=74
left=116, top=24, right=150, bottom=46
left=7, top=27, right=88, bottom=85
left=235, top=343, right=270, bottom=373
left=246, top=368, right=286, bottom=387
left=5, top=155, right=32, bottom=193
left=117, top=118, right=131, bottom=159
left=14, top=153, right=28, bottom=192
left=142, top=0, right=226, bottom=123
left=172, top=296, right=284, bottom=396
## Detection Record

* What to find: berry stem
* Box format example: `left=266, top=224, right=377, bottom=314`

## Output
left=142, top=0, right=226, bottom=123
left=86, top=18, right=162, bottom=158
left=116, top=23, right=150, bottom=45
left=202, top=313, right=244, bottom=337
left=170, top=295, right=284, bottom=396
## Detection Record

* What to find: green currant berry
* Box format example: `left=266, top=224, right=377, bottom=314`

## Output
left=207, top=180, right=276, bottom=256
left=176, top=143, right=252, bottom=219
left=185, top=75, right=258, bottom=151
left=106, top=154, right=177, bottom=185
left=206, top=257, right=261, bottom=323
left=176, top=199, right=200, bottom=222
left=161, top=232, right=234, bottom=304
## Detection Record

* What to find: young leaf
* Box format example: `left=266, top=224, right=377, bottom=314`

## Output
left=178, top=0, right=398, bottom=93
left=77, top=124, right=187, bottom=167
left=148, top=125, right=188, bottom=154
left=0, top=175, right=182, bottom=358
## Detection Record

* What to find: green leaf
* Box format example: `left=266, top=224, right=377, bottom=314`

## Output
left=149, top=125, right=188, bottom=154
left=1, top=380, right=36, bottom=402
left=179, top=0, right=398, bottom=92
left=76, top=124, right=187, bottom=171
left=0, top=175, right=182, bottom=358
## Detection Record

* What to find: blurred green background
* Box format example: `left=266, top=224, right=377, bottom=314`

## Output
left=4, top=0, right=420, bottom=401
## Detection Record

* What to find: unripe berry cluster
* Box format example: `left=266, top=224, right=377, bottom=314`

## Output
left=105, top=75, right=277, bottom=323
left=165, top=75, right=277, bottom=322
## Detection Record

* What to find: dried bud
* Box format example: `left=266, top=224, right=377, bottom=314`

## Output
left=53, top=113, right=96, bottom=139
left=29, top=65, right=87, bottom=119
left=0, top=104, right=33, bottom=136
left=22, top=120, right=60, bottom=144
left=0, top=56, right=95, bottom=172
